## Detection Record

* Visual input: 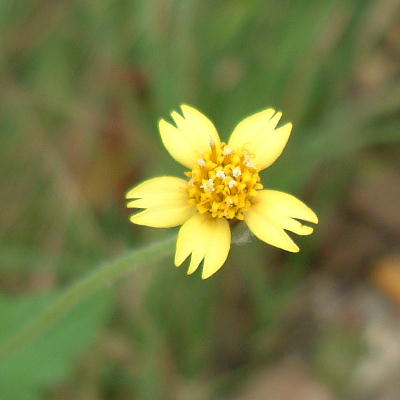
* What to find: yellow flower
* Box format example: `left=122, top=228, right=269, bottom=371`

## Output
left=126, top=105, right=318, bottom=279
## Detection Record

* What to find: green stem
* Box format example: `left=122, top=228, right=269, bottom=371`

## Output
left=0, top=233, right=177, bottom=361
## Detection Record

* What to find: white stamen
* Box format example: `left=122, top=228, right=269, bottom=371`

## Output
left=232, top=167, right=242, bottom=177
left=228, top=179, right=237, bottom=189
left=197, top=158, right=206, bottom=167
left=223, top=147, right=233, bottom=155
left=245, top=160, right=256, bottom=169
left=200, top=178, right=215, bottom=192
left=216, top=170, right=226, bottom=179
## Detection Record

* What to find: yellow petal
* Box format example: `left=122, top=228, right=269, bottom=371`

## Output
left=257, top=190, right=318, bottom=224
left=175, top=214, right=231, bottom=279
left=158, top=119, right=198, bottom=169
left=228, top=108, right=276, bottom=148
left=126, top=176, right=186, bottom=198
left=244, top=190, right=318, bottom=252
left=228, top=109, right=292, bottom=171
left=245, top=208, right=300, bottom=252
left=180, top=104, right=220, bottom=145
left=252, top=122, right=292, bottom=170
left=159, top=104, right=220, bottom=168
left=130, top=207, right=194, bottom=228
left=278, top=218, right=314, bottom=236
left=126, top=176, right=195, bottom=228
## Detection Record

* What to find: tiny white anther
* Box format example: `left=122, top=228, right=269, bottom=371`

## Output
left=216, top=170, right=226, bottom=179
left=200, top=178, right=215, bottom=192
left=245, top=160, right=256, bottom=169
left=209, top=136, right=215, bottom=146
left=197, top=158, right=206, bottom=167
left=232, top=167, right=242, bottom=177
left=223, top=147, right=233, bottom=155
left=228, top=179, right=237, bottom=189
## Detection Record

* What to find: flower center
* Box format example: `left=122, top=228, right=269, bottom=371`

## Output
left=186, top=142, right=263, bottom=220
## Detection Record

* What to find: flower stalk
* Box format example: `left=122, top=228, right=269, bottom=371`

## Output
left=0, top=233, right=177, bottom=362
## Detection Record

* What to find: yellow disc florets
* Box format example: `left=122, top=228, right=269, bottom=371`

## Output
left=186, top=142, right=263, bottom=220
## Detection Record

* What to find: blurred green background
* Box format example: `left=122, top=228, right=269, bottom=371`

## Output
left=1, top=0, right=400, bottom=399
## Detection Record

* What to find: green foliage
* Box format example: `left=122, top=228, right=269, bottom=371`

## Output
left=313, top=328, right=365, bottom=392
left=0, top=292, right=111, bottom=400
left=0, top=0, right=399, bottom=398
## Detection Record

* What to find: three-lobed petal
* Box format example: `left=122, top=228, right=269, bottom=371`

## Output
left=244, top=190, right=318, bottom=252
left=159, top=104, right=220, bottom=169
left=175, top=213, right=231, bottom=279
left=126, top=176, right=195, bottom=228
left=228, top=108, right=292, bottom=171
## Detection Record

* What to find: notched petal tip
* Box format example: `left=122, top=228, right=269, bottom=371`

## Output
left=275, top=240, right=299, bottom=253
left=201, top=270, right=212, bottom=280
left=179, top=103, right=192, bottom=113
left=126, top=182, right=151, bottom=199
left=271, top=111, right=283, bottom=125
left=126, top=176, right=195, bottom=228
left=280, top=121, right=292, bottom=135
left=126, top=187, right=143, bottom=199
left=228, top=109, right=293, bottom=171
left=170, top=110, right=184, bottom=125
left=295, top=207, right=318, bottom=225
left=129, top=212, right=145, bottom=225
left=159, top=105, right=222, bottom=168
left=158, top=117, right=168, bottom=130
left=308, top=211, right=319, bottom=225
left=126, top=199, right=140, bottom=208
left=298, top=225, right=314, bottom=235
left=179, top=103, right=207, bottom=118
left=174, top=252, right=185, bottom=267
left=126, top=186, right=139, bottom=199
left=174, top=214, right=230, bottom=279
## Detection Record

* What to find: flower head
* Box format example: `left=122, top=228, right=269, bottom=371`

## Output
left=126, top=105, right=318, bottom=279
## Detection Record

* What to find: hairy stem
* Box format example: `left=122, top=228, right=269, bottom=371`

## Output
left=0, top=233, right=177, bottom=361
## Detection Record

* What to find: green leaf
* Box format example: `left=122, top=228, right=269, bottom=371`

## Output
left=0, top=291, right=112, bottom=400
